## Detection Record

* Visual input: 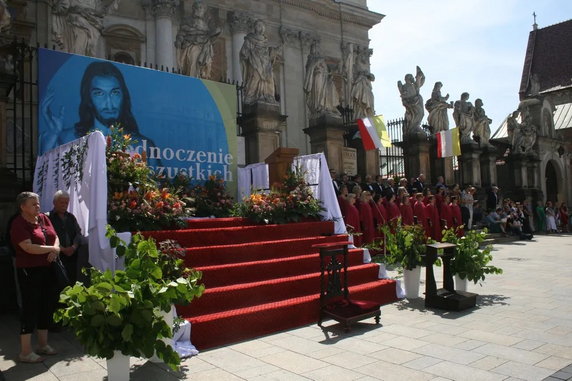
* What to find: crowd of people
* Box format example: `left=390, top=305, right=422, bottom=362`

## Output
left=330, top=170, right=570, bottom=247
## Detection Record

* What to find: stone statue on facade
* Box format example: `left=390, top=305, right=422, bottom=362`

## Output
left=473, top=98, right=492, bottom=145
left=453, top=92, right=475, bottom=144
left=398, top=66, right=425, bottom=137
left=425, top=81, right=452, bottom=133
left=51, top=0, right=120, bottom=56
left=351, top=48, right=375, bottom=119
left=303, top=41, right=340, bottom=118
left=240, top=19, right=281, bottom=105
left=508, top=108, right=537, bottom=154
left=0, top=0, right=11, bottom=34
left=175, top=1, right=221, bottom=79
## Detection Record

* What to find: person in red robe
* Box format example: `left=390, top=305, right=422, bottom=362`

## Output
left=439, top=194, right=453, bottom=231
left=422, top=188, right=432, bottom=205
left=450, top=196, right=464, bottom=237
left=413, top=193, right=430, bottom=236
left=425, top=195, right=442, bottom=241
left=400, top=195, right=414, bottom=225
left=345, top=193, right=362, bottom=247
left=358, top=191, right=375, bottom=246
left=337, top=184, right=349, bottom=219
left=385, top=193, right=401, bottom=223
left=371, top=194, right=388, bottom=238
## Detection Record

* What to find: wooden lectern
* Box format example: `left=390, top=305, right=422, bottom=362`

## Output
left=265, top=147, right=299, bottom=187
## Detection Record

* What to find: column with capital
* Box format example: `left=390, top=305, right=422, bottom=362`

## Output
left=151, top=0, right=178, bottom=69
left=228, top=11, right=251, bottom=83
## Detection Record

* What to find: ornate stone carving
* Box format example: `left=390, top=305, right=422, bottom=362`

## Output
left=299, top=31, right=319, bottom=50
left=425, top=81, right=452, bottom=133
left=341, top=42, right=354, bottom=105
left=0, top=0, right=11, bottom=34
left=398, top=66, right=425, bottom=136
left=279, top=26, right=298, bottom=46
left=228, top=11, right=252, bottom=34
left=150, top=0, right=179, bottom=17
left=175, top=1, right=221, bottom=79
left=507, top=107, right=537, bottom=154
left=303, top=41, right=340, bottom=118
left=51, top=0, right=121, bottom=56
left=240, top=19, right=281, bottom=105
left=473, top=98, right=492, bottom=145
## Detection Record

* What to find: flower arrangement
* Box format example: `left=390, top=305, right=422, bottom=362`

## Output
left=232, top=169, right=323, bottom=224
left=441, top=227, right=503, bottom=284
left=106, top=127, right=191, bottom=231
left=55, top=227, right=205, bottom=370
left=187, top=175, right=234, bottom=217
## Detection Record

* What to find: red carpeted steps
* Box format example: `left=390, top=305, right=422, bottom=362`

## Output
left=143, top=218, right=397, bottom=350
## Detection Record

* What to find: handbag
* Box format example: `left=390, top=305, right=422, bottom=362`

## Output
left=39, top=216, right=71, bottom=289
left=52, top=257, right=71, bottom=289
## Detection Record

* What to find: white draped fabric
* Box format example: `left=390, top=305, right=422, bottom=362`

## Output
left=33, top=131, right=126, bottom=272
left=237, top=162, right=269, bottom=200
left=292, top=153, right=346, bottom=234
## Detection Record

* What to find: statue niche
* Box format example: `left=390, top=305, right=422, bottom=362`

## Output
left=398, top=66, right=425, bottom=137
left=240, top=19, right=281, bottom=105
left=453, top=92, right=475, bottom=144
left=507, top=107, right=537, bottom=155
left=473, top=98, right=492, bottom=146
left=351, top=48, right=375, bottom=119
left=303, top=41, right=340, bottom=118
left=425, top=81, right=452, bottom=133
left=175, top=1, right=221, bottom=79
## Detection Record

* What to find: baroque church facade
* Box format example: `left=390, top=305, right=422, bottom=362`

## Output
left=8, top=0, right=382, bottom=171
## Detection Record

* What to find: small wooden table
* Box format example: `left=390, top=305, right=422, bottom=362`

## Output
left=424, top=243, right=477, bottom=311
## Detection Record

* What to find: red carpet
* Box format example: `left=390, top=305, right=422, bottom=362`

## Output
left=143, top=218, right=397, bottom=350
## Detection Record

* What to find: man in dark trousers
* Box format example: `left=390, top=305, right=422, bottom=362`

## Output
left=487, top=186, right=499, bottom=212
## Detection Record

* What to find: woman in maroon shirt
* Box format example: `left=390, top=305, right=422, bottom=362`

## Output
left=10, top=192, right=61, bottom=363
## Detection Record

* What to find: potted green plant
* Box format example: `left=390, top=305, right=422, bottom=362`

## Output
left=378, top=221, right=427, bottom=299
left=441, top=227, right=503, bottom=290
left=55, top=227, right=204, bottom=380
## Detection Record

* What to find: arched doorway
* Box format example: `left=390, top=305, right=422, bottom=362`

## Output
left=545, top=161, right=558, bottom=202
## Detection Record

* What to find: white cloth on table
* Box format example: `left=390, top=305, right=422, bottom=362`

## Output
left=237, top=162, right=269, bottom=200
left=292, top=153, right=346, bottom=234
left=33, top=131, right=127, bottom=272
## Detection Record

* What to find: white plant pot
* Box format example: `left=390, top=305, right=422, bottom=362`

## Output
left=149, top=304, right=175, bottom=363
left=455, top=274, right=468, bottom=292
left=106, top=350, right=130, bottom=381
left=403, top=266, right=421, bottom=299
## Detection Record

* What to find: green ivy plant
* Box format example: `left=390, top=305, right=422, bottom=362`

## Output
left=376, top=219, right=427, bottom=271
left=441, top=227, right=503, bottom=285
left=54, top=227, right=205, bottom=370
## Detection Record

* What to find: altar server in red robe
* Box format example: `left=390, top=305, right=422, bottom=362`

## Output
left=385, top=193, right=401, bottom=223
left=337, top=184, right=349, bottom=218
left=450, top=196, right=464, bottom=237
left=439, top=194, right=454, bottom=231
left=400, top=195, right=414, bottom=225
left=425, top=195, right=442, bottom=241
left=371, top=194, right=388, bottom=237
left=413, top=193, right=429, bottom=236
left=345, top=193, right=362, bottom=247
left=358, top=191, right=375, bottom=245
left=422, top=188, right=432, bottom=205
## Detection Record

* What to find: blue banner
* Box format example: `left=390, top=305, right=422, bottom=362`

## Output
left=38, top=48, right=237, bottom=191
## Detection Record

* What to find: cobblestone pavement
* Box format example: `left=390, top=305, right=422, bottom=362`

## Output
left=1, top=234, right=571, bottom=381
